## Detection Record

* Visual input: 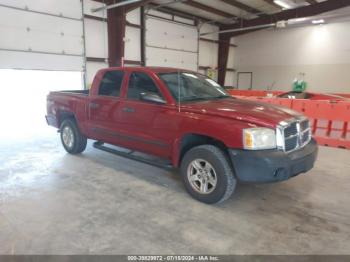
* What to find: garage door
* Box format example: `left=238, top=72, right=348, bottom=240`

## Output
left=145, top=15, right=198, bottom=71
left=0, top=0, right=84, bottom=71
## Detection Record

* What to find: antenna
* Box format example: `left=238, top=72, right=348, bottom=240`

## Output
left=178, top=70, right=181, bottom=113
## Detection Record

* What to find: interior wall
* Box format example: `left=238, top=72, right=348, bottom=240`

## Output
left=199, top=24, right=235, bottom=86
left=125, top=7, right=141, bottom=64
left=232, top=21, right=350, bottom=92
left=199, top=24, right=219, bottom=74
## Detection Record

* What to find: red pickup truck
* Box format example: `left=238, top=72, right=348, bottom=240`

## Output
left=46, top=67, right=318, bottom=204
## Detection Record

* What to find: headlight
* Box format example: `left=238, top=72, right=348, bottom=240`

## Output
left=243, top=128, right=277, bottom=150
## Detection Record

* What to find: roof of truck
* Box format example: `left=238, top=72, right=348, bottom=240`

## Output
left=101, top=66, right=196, bottom=73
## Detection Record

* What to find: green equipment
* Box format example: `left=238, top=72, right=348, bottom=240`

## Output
left=292, top=73, right=307, bottom=92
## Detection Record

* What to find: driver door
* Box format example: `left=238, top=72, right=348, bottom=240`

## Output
left=117, top=71, right=174, bottom=158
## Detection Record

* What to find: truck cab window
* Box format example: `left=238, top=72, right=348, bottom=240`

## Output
left=127, top=72, right=162, bottom=100
left=98, top=71, right=124, bottom=97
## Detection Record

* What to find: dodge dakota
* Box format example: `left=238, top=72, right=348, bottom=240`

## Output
left=46, top=67, right=318, bottom=204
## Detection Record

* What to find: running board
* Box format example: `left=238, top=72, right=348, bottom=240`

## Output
left=93, top=142, right=174, bottom=170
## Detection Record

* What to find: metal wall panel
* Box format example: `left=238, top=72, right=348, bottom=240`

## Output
left=86, top=61, right=107, bottom=87
left=0, top=0, right=84, bottom=71
left=0, top=50, right=83, bottom=71
left=199, top=24, right=219, bottom=41
left=0, top=0, right=82, bottom=19
left=126, top=7, right=140, bottom=25
left=225, top=71, right=234, bottom=87
left=173, top=16, right=195, bottom=25
left=125, top=26, right=141, bottom=62
left=146, top=17, right=198, bottom=52
left=84, top=18, right=108, bottom=59
left=227, top=46, right=235, bottom=69
left=146, top=47, right=198, bottom=71
left=83, top=0, right=106, bottom=18
left=145, top=16, right=198, bottom=71
left=199, top=41, right=218, bottom=68
left=147, top=9, right=172, bottom=20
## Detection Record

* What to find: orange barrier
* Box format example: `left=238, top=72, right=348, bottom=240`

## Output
left=227, top=89, right=283, bottom=97
left=334, top=93, right=350, bottom=99
left=243, top=97, right=350, bottom=149
left=227, top=89, right=350, bottom=99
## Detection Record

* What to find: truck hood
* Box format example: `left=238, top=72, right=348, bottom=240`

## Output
left=180, top=98, right=302, bottom=128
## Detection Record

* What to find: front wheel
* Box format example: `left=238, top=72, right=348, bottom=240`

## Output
left=180, top=145, right=236, bottom=204
left=60, top=119, right=87, bottom=154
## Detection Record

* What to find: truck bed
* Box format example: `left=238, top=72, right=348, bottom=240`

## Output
left=50, top=90, right=89, bottom=95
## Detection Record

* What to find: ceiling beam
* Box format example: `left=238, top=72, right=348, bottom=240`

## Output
left=183, top=0, right=238, bottom=18
left=221, top=0, right=350, bottom=37
left=125, top=0, right=153, bottom=12
left=262, top=0, right=283, bottom=10
left=91, top=0, right=142, bottom=12
left=306, top=0, right=318, bottom=4
left=219, top=0, right=266, bottom=16
left=92, top=0, right=152, bottom=13
left=147, top=3, right=219, bottom=24
left=149, top=0, right=188, bottom=11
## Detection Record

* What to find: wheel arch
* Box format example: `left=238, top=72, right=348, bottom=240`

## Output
left=174, top=133, right=231, bottom=167
left=57, top=111, right=76, bottom=128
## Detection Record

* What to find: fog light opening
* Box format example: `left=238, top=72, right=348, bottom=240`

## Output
left=274, top=168, right=288, bottom=180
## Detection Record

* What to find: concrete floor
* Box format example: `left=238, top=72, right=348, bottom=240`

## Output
left=0, top=133, right=350, bottom=255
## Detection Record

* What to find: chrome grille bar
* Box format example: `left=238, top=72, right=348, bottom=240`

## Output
left=277, top=117, right=311, bottom=153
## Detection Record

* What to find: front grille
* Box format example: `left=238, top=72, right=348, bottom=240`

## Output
left=300, top=120, right=310, bottom=131
left=285, top=136, right=298, bottom=151
left=279, top=118, right=311, bottom=152
left=284, top=122, right=298, bottom=138
left=302, top=130, right=310, bottom=143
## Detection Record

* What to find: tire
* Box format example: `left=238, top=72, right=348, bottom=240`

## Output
left=180, top=145, right=236, bottom=204
left=60, top=118, right=87, bottom=154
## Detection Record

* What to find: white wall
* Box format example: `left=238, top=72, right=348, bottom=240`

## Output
left=232, top=21, right=350, bottom=92
left=125, top=7, right=141, bottom=63
left=199, top=24, right=235, bottom=86
left=199, top=24, right=219, bottom=70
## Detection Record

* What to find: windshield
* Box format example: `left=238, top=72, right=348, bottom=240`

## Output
left=158, top=72, right=231, bottom=102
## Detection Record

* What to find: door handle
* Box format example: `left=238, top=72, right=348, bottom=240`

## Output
left=89, top=102, right=100, bottom=109
left=122, top=107, right=135, bottom=113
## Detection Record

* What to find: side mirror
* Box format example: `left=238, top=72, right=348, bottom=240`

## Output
left=140, top=92, right=166, bottom=104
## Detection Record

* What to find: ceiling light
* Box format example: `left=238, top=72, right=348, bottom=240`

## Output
left=312, top=19, right=325, bottom=24
left=289, top=17, right=307, bottom=23
left=274, top=0, right=292, bottom=9
left=288, top=17, right=308, bottom=24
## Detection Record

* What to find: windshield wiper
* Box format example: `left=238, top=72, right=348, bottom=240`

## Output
left=181, top=95, right=231, bottom=102
left=211, top=95, right=231, bottom=100
left=182, top=97, right=211, bottom=102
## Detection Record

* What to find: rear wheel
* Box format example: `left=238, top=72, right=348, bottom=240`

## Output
left=180, top=145, right=236, bottom=204
left=60, top=119, right=87, bottom=154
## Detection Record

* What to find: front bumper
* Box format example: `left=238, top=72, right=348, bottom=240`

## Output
left=229, top=138, right=318, bottom=183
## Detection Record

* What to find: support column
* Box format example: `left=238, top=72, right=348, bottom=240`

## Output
left=107, top=5, right=126, bottom=67
left=217, top=34, right=230, bottom=86
left=140, top=6, right=146, bottom=66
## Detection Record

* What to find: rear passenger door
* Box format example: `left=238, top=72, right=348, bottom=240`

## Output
left=117, top=71, right=173, bottom=157
left=88, top=70, right=125, bottom=144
